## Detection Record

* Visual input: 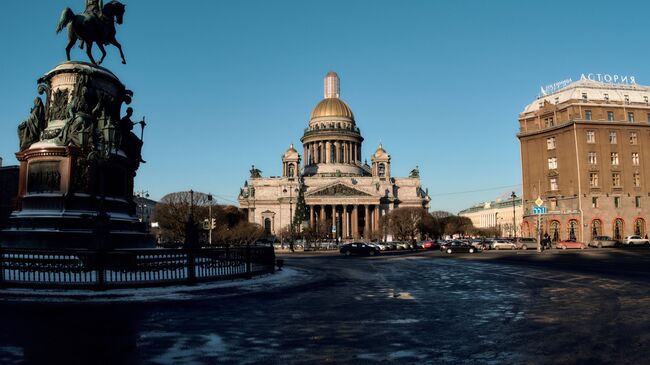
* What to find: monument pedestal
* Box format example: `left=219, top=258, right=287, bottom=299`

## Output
left=1, top=62, right=153, bottom=249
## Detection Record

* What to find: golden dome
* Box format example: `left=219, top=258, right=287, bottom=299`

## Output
left=310, top=98, right=354, bottom=120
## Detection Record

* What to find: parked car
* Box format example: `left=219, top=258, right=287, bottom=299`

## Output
left=444, top=241, right=477, bottom=254
left=556, top=239, right=587, bottom=250
left=422, top=241, right=440, bottom=250
left=515, top=237, right=538, bottom=250
left=589, top=236, right=618, bottom=248
left=490, top=239, right=517, bottom=250
left=383, top=242, right=397, bottom=250
left=340, top=242, right=380, bottom=256
left=439, top=240, right=453, bottom=251
left=623, top=235, right=650, bottom=246
left=469, top=239, right=488, bottom=250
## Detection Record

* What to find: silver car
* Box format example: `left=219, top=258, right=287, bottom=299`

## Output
left=491, top=239, right=516, bottom=250
left=589, top=236, right=618, bottom=248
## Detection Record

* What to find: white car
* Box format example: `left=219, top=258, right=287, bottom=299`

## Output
left=491, top=239, right=516, bottom=250
left=623, top=235, right=650, bottom=246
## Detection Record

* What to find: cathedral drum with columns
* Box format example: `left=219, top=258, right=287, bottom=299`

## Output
left=239, top=72, right=430, bottom=240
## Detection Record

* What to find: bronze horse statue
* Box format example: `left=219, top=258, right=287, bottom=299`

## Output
left=56, top=1, right=127, bottom=65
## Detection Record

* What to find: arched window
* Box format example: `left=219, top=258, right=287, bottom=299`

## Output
left=378, top=163, right=386, bottom=177
left=550, top=220, right=560, bottom=242
left=264, top=218, right=272, bottom=235
left=330, top=145, right=336, bottom=163
left=568, top=219, right=578, bottom=241
left=591, top=219, right=602, bottom=239
left=613, top=218, right=624, bottom=240
left=635, top=218, right=645, bottom=237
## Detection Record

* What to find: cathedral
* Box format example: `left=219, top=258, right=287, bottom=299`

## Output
left=238, top=72, right=430, bottom=240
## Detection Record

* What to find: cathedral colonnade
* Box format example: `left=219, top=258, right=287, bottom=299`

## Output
left=303, top=140, right=361, bottom=166
left=306, top=203, right=383, bottom=240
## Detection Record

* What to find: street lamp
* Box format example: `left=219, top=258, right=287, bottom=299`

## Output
left=134, top=190, right=149, bottom=223
left=283, top=186, right=298, bottom=240
left=511, top=191, right=517, bottom=239
left=207, top=194, right=213, bottom=245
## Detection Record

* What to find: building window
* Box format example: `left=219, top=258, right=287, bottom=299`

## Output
left=614, top=196, right=620, bottom=208
left=378, top=163, right=386, bottom=177
left=588, top=152, right=598, bottom=165
left=568, top=220, right=578, bottom=240
left=604, top=93, right=610, bottom=102
left=589, top=173, right=599, bottom=187
left=585, top=110, right=592, bottom=120
left=550, top=178, right=558, bottom=191
left=636, top=196, right=642, bottom=208
left=635, top=218, right=645, bottom=236
left=582, top=92, right=588, bottom=101
left=586, top=130, right=595, bottom=143
left=632, top=153, right=640, bottom=166
left=630, top=132, right=638, bottom=145
left=592, top=197, right=598, bottom=208
left=592, top=219, right=602, bottom=238
left=611, top=152, right=619, bottom=166
left=624, top=95, right=630, bottom=104
left=647, top=113, right=650, bottom=123
left=612, top=173, right=621, bottom=187
left=633, top=172, right=641, bottom=187
left=547, top=137, right=556, bottom=150
left=548, top=157, right=557, bottom=169
left=614, top=218, right=624, bottom=240
left=609, top=131, right=617, bottom=144
left=628, top=112, right=635, bottom=122
left=607, top=111, right=614, bottom=121
left=550, top=220, right=561, bottom=242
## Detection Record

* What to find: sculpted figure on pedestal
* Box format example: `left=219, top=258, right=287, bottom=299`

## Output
left=17, top=97, right=46, bottom=151
left=118, top=107, right=144, bottom=162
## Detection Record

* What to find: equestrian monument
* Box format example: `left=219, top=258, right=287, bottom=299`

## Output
left=1, top=0, right=154, bottom=249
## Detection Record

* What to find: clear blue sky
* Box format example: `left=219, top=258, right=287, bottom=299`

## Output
left=2, top=0, right=649, bottom=213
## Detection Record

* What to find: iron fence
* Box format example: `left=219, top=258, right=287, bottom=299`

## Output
left=0, top=246, right=275, bottom=290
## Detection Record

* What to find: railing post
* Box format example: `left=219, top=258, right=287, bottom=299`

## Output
left=187, top=248, right=197, bottom=285
left=246, top=244, right=252, bottom=279
left=96, top=250, right=106, bottom=291
left=0, top=246, right=5, bottom=288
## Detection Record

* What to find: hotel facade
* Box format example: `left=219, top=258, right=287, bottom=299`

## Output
left=518, top=77, right=650, bottom=242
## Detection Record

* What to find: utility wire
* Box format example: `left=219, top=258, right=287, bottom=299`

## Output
left=428, top=184, right=521, bottom=197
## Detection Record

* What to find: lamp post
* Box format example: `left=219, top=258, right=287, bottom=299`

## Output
left=208, top=194, right=213, bottom=245
left=511, top=191, right=517, bottom=239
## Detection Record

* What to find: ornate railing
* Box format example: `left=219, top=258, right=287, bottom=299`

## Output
left=0, top=246, right=275, bottom=290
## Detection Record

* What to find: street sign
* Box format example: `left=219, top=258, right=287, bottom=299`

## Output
left=533, top=206, right=547, bottom=214
left=535, top=197, right=544, bottom=207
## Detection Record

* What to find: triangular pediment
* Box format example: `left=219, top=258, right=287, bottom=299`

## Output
left=308, top=183, right=372, bottom=197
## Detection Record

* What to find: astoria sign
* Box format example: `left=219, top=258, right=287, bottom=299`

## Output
left=540, top=73, right=637, bottom=96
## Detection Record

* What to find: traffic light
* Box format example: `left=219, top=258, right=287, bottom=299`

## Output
left=202, top=219, right=209, bottom=230
left=211, top=218, right=216, bottom=229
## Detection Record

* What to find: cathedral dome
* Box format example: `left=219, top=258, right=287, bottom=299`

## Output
left=310, top=98, right=355, bottom=120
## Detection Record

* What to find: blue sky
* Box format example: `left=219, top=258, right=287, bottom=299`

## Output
left=2, top=0, right=649, bottom=213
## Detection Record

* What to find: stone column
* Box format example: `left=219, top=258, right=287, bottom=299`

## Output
left=330, top=205, right=336, bottom=238
left=310, top=143, right=315, bottom=164
left=374, top=205, right=380, bottom=233
left=364, top=205, right=370, bottom=238
left=347, top=142, right=351, bottom=163
left=310, top=205, right=315, bottom=228
left=325, top=141, right=331, bottom=164
left=320, top=205, right=325, bottom=226
left=342, top=205, right=348, bottom=239
left=352, top=205, right=358, bottom=238
left=344, top=143, right=348, bottom=164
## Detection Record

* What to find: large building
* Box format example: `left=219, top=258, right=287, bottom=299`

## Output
left=238, top=72, right=430, bottom=240
left=518, top=77, right=650, bottom=242
left=459, top=195, right=523, bottom=237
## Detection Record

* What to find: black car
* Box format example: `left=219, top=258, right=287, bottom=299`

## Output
left=340, top=242, right=380, bottom=256
left=444, top=241, right=477, bottom=254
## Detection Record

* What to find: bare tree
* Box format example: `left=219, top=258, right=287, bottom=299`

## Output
left=386, top=207, right=428, bottom=242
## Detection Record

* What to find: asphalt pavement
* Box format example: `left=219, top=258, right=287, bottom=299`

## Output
left=1, top=248, right=649, bottom=364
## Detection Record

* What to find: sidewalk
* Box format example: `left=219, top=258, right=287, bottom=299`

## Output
left=0, top=267, right=312, bottom=304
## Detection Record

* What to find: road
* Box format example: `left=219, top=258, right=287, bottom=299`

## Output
left=1, top=248, right=650, bottom=364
